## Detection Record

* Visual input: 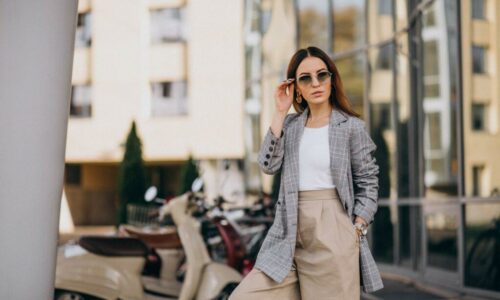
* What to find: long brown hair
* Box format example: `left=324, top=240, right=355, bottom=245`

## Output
left=286, top=46, right=360, bottom=118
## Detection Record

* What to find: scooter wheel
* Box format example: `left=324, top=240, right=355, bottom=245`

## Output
left=212, top=282, right=239, bottom=300
left=54, top=289, right=103, bottom=300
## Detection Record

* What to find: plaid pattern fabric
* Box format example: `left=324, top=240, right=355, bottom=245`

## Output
left=254, top=106, right=383, bottom=293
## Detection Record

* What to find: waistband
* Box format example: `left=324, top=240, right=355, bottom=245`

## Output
left=298, top=188, right=339, bottom=201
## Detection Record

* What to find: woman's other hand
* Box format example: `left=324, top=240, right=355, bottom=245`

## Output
left=354, top=215, right=367, bottom=226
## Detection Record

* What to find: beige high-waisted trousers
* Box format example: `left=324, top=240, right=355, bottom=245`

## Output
left=229, top=188, right=360, bottom=300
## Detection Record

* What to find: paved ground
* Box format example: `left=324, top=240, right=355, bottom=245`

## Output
left=362, top=278, right=447, bottom=300
left=362, top=278, right=495, bottom=300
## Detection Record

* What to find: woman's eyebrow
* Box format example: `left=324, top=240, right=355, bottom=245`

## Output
left=298, top=68, right=327, bottom=76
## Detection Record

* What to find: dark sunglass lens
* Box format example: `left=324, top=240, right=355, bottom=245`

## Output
left=298, top=75, right=312, bottom=85
left=318, top=71, right=331, bottom=82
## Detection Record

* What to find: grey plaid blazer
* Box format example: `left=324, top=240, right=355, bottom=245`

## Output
left=254, top=106, right=383, bottom=293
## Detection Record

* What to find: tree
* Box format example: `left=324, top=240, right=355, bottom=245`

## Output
left=177, top=154, right=201, bottom=195
left=117, top=121, right=147, bottom=225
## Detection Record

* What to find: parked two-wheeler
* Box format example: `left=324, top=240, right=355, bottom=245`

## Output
left=54, top=185, right=242, bottom=299
left=203, top=192, right=275, bottom=272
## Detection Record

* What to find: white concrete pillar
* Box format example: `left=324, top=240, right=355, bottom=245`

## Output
left=0, top=1, right=78, bottom=299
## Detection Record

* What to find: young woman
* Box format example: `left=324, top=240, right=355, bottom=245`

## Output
left=229, top=47, right=383, bottom=299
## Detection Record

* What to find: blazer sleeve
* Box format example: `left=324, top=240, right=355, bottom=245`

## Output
left=257, top=114, right=293, bottom=175
left=350, top=120, right=380, bottom=225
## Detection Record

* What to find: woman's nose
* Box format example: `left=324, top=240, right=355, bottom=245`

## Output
left=311, top=76, right=321, bottom=87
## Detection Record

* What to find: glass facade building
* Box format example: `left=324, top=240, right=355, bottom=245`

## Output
left=245, top=0, right=500, bottom=297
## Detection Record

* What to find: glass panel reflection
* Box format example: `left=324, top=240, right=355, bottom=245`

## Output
left=423, top=40, right=440, bottom=98
left=297, top=0, right=330, bottom=51
left=372, top=206, right=394, bottom=263
left=465, top=203, right=500, bottom=292
left=395, top=0, right=412, bottom=199
left=335, top=54, right=364, bottom=116
left=399, top=206, right=411, bottom=267
left=332, top=0, right=365, bottom=53
left=421, top=0, right=460, bottom=198
left=398, top=205, right=422, bottom=269
left=425, top=207, right=458, bottom=271
left=464, top=0, right=500, bottom=198
left=367, top=45, right=394, bottom=200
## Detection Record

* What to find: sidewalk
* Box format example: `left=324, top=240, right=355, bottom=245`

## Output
left=362, top=274, right=494, bottom=300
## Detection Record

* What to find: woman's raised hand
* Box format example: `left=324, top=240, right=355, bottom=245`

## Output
left=274, top=79, right=295, bottom=114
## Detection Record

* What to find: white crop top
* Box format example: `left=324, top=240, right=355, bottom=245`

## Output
left=298, top=125, right=336, bottom=191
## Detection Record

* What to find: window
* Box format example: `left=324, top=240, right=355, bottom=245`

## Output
left=151, top=81, right=187, bottom=116
left=471, top=0, right=485, bottom=20
left=70, top=84, right=92, bottom=117
left=472, top=165, right=485, bottom=196
left=376, top=44, right=393, bottom=70
left=471, top=103, right=487, bottom=131
left=423, top=41, right=440, bottom=97
left=426, top=210, right=458, bottom=271
left=472, top=46, right=486, bottom=74
left=423, top=2, right=436, bottom=27
left=427, top=112, right=442, bottom=150
left=377, top=0, right=392, bottom=15
left=424, top=41, right=439, bottom=76
left=150, top=7, right=186, bottom=43
left=65, top=164, right=81, bottom=185
left=75, top=12, right=92, bottom=48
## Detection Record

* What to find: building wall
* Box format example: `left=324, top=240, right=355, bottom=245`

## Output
left=67, top=0, right=245, bottom=163
left=64, top=0, right=246, bottom=225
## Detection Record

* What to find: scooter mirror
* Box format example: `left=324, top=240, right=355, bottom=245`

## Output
left=191, top=177, right=204, bottom=192
left=144, top=186, right=158, bottom=202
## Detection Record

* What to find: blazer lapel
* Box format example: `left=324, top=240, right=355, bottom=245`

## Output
left=329, top=108, right=348, bottom=189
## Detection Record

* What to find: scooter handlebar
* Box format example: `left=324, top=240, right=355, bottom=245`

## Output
left=158, top=191, right=196, bottom=221
left=158, top=204, right=170, bottom=221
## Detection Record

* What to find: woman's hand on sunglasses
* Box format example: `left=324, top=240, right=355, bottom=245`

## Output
left=274, top=78, right=295, bottom=114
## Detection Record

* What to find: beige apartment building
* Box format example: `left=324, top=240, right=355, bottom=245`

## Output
left=65, top=0, right=246, bottom=226
left=461, top=0, right=500, bottom=199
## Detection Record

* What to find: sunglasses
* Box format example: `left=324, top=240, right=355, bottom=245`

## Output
left=296, top=70, right=333, bottom=87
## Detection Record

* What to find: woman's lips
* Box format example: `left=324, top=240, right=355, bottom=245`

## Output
left=311, top=91, right=323, bottom=97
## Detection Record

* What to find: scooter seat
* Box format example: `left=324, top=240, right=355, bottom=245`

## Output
left=79, top=236, right=149, bottom=257
left=120, top=225, right=182, bottom=249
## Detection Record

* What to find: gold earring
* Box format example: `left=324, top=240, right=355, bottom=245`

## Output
left=296, top=94, right=302, bottom=103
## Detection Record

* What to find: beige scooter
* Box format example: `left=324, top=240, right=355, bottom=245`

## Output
left=54, top=187, right=242, bottom=299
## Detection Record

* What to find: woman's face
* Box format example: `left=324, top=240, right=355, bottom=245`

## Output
left=295, top=56, right=332, bottom=105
